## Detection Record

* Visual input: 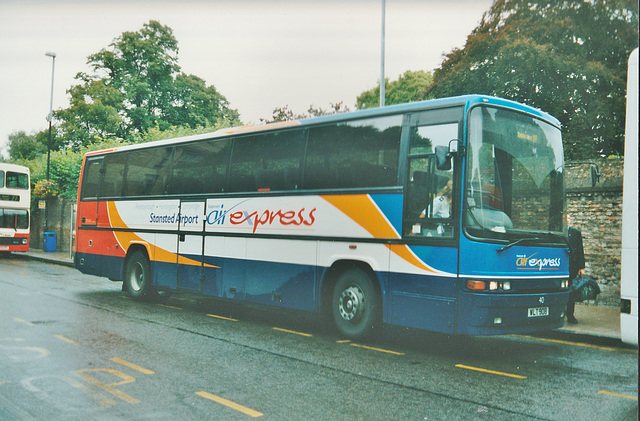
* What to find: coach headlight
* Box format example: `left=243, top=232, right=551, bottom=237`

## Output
left=489, top=281, right=511, bottom=291
left=22, top=238, right=28, bottom=244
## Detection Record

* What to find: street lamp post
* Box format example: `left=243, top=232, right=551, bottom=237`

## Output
left=380, top=0, right=385, bottom=107
left=44, top=52, right=56, bottom=235
left=45, top=52, right=56, bottom=181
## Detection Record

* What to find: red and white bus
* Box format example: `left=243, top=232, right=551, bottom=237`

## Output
left=0, top=163, right=30, bottom=252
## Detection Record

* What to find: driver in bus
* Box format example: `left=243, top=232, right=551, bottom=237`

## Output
left=420, top=179, right=453, bottom=219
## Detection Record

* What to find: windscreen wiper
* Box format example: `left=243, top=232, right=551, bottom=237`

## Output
left=536, top=231, right=570, bottom=248
left=496, top=237, right=540, bottom=253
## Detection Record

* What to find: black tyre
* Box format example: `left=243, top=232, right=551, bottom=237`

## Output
left=331, top=267, right=380, bottom=339
left=124, top=251, right=154, bottom=300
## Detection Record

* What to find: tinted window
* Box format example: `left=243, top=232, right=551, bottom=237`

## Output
left=124, top=147, right=173, bottom=197
left=170, top=139, right=231, bottom=195
left=6, top=172, right=29, bottom=189
left=405, top=156, right=455, bottom=238
left=303, top=115, right=402, bottom=190
left=0, top=171, right=4, bottom=188
left=229, top=130, right=305, bottom=193
left=81, top=158, right=102, bottom=199
left=101, top=154, right=127, bottom=198
left=0, top=209, right=29, bottom=229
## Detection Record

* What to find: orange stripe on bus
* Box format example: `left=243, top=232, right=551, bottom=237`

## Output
left=106, top=201, right=218, bottom=268
left=321, top=195, right=400, bottom=239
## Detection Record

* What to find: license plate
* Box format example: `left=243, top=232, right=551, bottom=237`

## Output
left=528, top=306, right=549, bottom=317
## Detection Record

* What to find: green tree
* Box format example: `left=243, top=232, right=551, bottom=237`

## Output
left=6, top=128, right=65, bottom=162
left=356, top=70, right=433, bottom=109
left=56, top=20, right=240, bottom=147
left=428, top=0, right=638, bottom=159
left=54, top=78, right=124, bottom=149
left=261, top=102, right=350, bottom=123
left=167, top=73, right=240, bottom=128
left=7, top=131, right=47, bottom=161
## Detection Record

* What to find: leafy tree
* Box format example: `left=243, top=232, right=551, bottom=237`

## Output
left=261, top=102, right=350, bottom=123
left=55, top=20, right=240, bottom=148
left=356, top=70, right=433, bottom=109
left=54, top=78, right=124, bottom=149
left=7, top=131, right=47, bottom=161
left=428, top=0, right=638, bottom=159
left=6, top=128, right=65, bottom=162
left=166, top=73, right=240, bottom=129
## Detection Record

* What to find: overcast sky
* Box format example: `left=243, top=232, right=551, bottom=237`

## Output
left=0, top=0, right=493, bottom=155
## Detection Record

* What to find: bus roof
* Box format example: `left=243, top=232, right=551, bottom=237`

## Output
left=83, top=95, right=560, bottom=157
left=0, top=162, right=30, bottom=174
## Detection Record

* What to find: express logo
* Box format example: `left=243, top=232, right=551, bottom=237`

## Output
left=515, top=254, right=561, bottom=270
left=207, top=202, right=316, bottom=234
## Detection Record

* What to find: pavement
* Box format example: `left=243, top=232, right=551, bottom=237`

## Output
left=14, top=248, right=632, bottom=346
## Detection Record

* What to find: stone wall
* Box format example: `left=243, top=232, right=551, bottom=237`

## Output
left=30, top=197, right=76, bottom=256
left=566, top=158, right=624, bottom=306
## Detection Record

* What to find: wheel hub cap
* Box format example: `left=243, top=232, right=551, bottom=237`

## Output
left=339, top=286, right=364, bottom=321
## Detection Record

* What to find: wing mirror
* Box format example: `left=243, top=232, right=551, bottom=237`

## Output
left=435, top=140, right=462, bottom=171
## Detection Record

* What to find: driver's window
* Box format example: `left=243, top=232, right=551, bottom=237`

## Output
left=410, top=122, right=459, bottom=154
left=405, top=156, right=455, bottom=238
left=404, top=114, right=461, bottom=238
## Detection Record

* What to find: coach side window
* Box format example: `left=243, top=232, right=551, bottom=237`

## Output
left=123, top=147, right=173, bottom=197
left=228, top=129, right=305, bottom=193
left=171, top=139, right=231, bottom=195
left=303, top=115, right=402, bottom=190
left=80, top=158, right=102, bottom=199
left=101, top=154, right=127, bottom=198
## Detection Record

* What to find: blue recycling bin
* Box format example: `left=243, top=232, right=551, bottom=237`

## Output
left=43, top=232, right=57, bottom=252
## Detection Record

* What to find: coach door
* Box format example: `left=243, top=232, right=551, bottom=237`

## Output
left=176, top=200, right=206, bottom=291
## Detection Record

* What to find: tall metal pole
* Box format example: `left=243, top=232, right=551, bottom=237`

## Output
left=380, top=0, right=386, bottom=107
left=45, top=52, right=56, bottom=235
left=45, top=52, right=56, bottom=181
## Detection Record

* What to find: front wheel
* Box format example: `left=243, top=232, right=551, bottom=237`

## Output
left=124, top=251, right=154, bottom=300
left=331, top=267, right=380, bottom=340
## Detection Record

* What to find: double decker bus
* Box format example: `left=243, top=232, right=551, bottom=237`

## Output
left=75, top=95, right=570, bottom=339
left=0, top=163, right=30, bottom=253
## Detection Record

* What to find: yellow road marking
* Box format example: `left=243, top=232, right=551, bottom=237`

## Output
left=157, top=304, right=183, bottom=310
left=207, top=314, right=238, bottom=322
left=111, top=358, right=154, bottom=375
left=55, top=335, right=81, bottom=346
left=74, top=368, right=140, bottom=404
left=455, top=364, right=526, bottom=379
left=13, top=318, right=34, bottom=326
left=272, top=327, right=312, bottom=337
left=336, top=339, right=351, bottom=344
left=196, top=391, right=263, bottom=418
left=350, top=343, right=404, bottom=355
left=598, top=390, right=638, bottom=400
left=515, top=335, right=637, bottom=354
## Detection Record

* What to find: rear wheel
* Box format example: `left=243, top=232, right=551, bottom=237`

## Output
left=124, top=251, right=154, bottom=300
left=331, top=267, right=380, bottom=339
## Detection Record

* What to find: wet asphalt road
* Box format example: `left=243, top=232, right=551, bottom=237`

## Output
left=1, top=255, right=637, bottom=420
